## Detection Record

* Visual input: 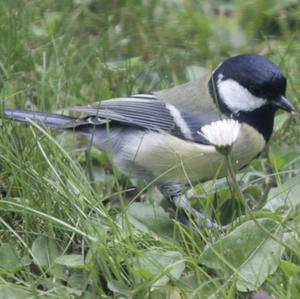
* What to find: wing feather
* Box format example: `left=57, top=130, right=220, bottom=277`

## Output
left=69, top=95, right=217, bottom=144
left=70, top=96, right=175, bottom=131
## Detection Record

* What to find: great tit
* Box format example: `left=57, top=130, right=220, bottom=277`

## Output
left=3, top=54, right=296, bottom=228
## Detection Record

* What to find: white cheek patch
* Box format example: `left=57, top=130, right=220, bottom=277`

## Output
left=217, top=75, right=267, bottom=113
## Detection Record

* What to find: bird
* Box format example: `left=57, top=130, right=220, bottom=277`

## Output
left=3, top=54, right=296, bottom=228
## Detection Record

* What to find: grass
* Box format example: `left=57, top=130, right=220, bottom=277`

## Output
left=0, top=0, right=300, bottom=298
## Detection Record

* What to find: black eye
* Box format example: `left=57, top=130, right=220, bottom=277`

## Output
left=247, top=84, right=261, bottom=97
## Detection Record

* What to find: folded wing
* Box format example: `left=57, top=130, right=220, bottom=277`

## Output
left=70, top=94, right=218, bottom=144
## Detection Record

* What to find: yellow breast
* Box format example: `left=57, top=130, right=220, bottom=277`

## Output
left=124, top=124, right=265, bottom=184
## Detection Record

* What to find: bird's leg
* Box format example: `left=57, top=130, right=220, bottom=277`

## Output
left=158, top=183, right=222, bottom=230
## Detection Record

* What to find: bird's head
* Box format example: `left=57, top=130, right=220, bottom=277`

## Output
left=209, top=54, right=296, bottom=140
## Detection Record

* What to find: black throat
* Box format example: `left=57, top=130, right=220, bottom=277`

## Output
left=233, top=105, right=276, bottom=142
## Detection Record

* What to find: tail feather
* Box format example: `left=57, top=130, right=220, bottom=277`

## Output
left=3, top=109, right=78, bottom=128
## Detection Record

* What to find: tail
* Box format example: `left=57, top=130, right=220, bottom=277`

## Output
left=3, top=108, right=78, bottom=129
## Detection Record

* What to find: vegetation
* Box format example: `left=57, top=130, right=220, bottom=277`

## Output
left=0, top=0, right=300, bottom=298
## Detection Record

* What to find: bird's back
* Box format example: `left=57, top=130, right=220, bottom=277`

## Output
left=154, top=73, right=218, bottom=114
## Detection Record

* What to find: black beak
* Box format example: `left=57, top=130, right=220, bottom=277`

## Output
left=272, top=96, right=297, bottom=115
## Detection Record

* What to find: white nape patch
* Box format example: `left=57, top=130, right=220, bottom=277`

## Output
left=166, top=104, right=193, bottom=140
left=217, top=74, right=267, bottom=113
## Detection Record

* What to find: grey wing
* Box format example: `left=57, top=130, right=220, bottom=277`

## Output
left=71, top=95, right=174, bottom=132
left=69, top=94, right=219, bottom=144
